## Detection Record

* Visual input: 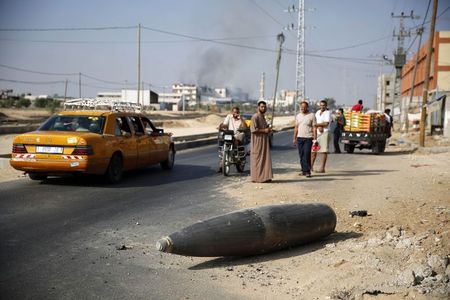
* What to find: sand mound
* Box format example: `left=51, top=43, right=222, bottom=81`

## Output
left=162, top=114, right=224, bottom=128
left=197, top=114, right=224, bottom=126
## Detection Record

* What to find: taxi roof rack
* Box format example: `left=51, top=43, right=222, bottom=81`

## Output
left=64, top=98, right=142, bottom=113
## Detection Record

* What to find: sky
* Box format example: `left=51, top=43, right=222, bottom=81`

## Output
left=0, top=0, right=449, bottom=108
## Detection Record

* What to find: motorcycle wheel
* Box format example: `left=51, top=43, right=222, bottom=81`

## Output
left=236, top=160, right=246, bottom=173
left=222, top=152, right=231, bottom=176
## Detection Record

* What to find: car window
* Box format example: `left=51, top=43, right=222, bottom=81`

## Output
left=141, top=117, right=158, bottom=135
left=128, top=116, right=144, bottom=135
left=39, top=115, right=105, bottom=134
left=115, top=117, right=132, bottom=136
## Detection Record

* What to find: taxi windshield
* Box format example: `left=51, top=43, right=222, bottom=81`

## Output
left=38, top=115, right=106, bottom=134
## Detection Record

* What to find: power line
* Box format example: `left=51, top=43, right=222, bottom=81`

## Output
left=0, top=26, right=137, bottom=32
left=0, top=78, right=65, bottom=85
left=405, top=0, right=432, bottom=53
left=248, top=0, right=286, bottom=28
left=308, top=35, right=391, bottom=53
left=141, top=25, right=277, bottom=53
left=81, top=73, right=127, bottom=85
left=0, top=35, right=277, bottom=45
left=0, top=63, right=78, bottom=76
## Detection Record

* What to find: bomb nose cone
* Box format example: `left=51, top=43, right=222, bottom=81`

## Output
left=156, top=237, right=173, bottom=253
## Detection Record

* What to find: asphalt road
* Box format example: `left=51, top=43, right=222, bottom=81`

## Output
left=1, top=130, right=363, bottom=299
left=0, top=130, right=312, bottom=299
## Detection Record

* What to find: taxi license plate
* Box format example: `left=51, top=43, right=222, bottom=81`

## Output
left=36, top=146, right=64, bottom=154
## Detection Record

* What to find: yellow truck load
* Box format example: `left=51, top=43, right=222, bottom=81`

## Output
left=341, top=111, right=388, bottom=154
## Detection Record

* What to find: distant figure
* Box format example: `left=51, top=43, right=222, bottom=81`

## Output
left=332, top=108, right=346, bottom=153
left=250, top=100, right=273, bottom=183
left=292, top=101, right=316, bottom=178
left=351, top=99, right=363, bottom=112
left=311, top=100, right=332, bottom=173
left=384, top=108, right=393, bottom=138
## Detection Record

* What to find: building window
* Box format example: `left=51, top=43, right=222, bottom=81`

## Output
left=386, top=93, right=390, bottom=97
left=386, top=81, right=390, bottom=86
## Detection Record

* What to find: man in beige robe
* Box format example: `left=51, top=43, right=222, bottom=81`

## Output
left=250, top=100, right=273, bottom=183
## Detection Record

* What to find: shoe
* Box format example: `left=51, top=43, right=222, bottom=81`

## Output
left=315, top=170, right=325, bottom=173
left=217, top=167, right=222, bottom=173
left=305, top=174, right=312, bottom=178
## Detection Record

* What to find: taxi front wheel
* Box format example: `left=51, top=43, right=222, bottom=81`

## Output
left=105, top=153, right=123, bottom=183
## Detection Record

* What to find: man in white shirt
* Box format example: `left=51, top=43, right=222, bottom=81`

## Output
left=220, top=106, right=247, bottom=145
left=311, top=100, right=332, bottom=173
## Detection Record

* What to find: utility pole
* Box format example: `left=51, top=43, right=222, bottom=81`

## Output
left=420, top=0, right=438, bottom=147
left=137, top=23, right=141, bottom=106
left=64, top=79, right=68, bottom=102
left=391, top=11, right=418, bottom=130
left=406, top=27, right=425, bottom=133
left=271, top=33, right=285, bottom=126
left=285, top=0, right=307, bottom=115
left=78, top=72, right=81, bottom=98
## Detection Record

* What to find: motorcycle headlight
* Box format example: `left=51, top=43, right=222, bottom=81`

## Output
left=224, top=134, right=233, bottom=141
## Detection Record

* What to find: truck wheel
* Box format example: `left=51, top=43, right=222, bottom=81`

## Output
left=236, top=160, right=246, bottom=173
left=345, top=144, right=355, bottom=154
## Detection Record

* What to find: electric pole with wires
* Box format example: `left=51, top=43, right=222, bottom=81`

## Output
left=391, top=11, right=419, bottom=131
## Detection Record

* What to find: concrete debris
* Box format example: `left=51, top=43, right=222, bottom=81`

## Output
left=396, top=269, right=416, bottom=287
left=427, top=254, right=449, bottom=274
left=116, top=244, right=133, bottom=250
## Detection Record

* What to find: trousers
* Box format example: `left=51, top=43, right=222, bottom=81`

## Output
left=297, top=137, right=313, bottom=175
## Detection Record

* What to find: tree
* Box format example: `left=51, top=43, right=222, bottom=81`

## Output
left=17, top=98, right=31, bottom=108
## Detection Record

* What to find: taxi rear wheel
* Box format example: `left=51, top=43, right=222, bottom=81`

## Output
left=28, top=173, right=47, bottom=181
left=161, top=145, right=175, bottom=170
left=106, top=153, right=123, bottom=183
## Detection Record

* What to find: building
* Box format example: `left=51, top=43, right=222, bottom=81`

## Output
left=97, top=89, right=159, bottom=108
left=279, top=90, right=296, bottom=108
left=400, top=31, right=450, bottom=136
left=376, top=73, right=396, bottom=112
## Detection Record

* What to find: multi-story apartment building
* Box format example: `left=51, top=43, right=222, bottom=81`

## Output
left=400, top=31, right=450, bottom=136
left=376, top=73, right=396, bottom=111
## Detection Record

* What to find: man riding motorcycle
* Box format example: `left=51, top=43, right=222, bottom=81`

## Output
left=217, top=107, right=248, bottom=173
left=219, top=106, right=248, bottom=145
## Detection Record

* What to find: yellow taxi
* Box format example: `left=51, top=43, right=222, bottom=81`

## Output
left=10, top=101, right=175, bottom=183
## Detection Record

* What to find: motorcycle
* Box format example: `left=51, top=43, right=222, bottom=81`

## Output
left=218, top=129, right=247, bottom=176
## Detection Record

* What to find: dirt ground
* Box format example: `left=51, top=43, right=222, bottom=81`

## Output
left=205, top=132, right=449, bottom=299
